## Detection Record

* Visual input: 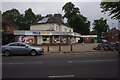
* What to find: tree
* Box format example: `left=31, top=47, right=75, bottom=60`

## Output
left=92, top=18, right=109, bottom=39
left=2, top=8, right=21, bottom=25
left=62, top=2, right=80, bottom=19
left=45, top=14, right=53, bottom=17
left=16, top=14, right=27, bottom=30
left=2, top=8, right=43, bottom=30
left=62, top=2, right=90, bottom=34
left=100, top=1, right=120, bottom=20
left=0, top=11, right=1, bottom=15
left=23, top=8, right=43, bottom=30
left=0, top=11, right=1, bottom=20
left=36, top=14, right=43, bottom=22
left=23, top=8, right=37, bottom=30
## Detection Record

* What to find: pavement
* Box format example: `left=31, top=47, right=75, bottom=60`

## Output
left=44, top=51, right=118, bottom=56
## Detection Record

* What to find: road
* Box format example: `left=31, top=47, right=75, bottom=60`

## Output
left=2, top=52, right=119, bottom=79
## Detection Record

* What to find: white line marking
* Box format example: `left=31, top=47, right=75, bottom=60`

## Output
left=12, top=56, right=28, bottom=58
left=49, top=75, right=74, bottom=78
left=67, top=59, right=117, bottom=63
left=3, top=62, right=43, bottom=65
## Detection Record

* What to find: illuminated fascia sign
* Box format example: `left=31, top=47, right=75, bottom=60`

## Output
left=32, top=31, right=51, bottom=35
left=40, top=32, right=51, bottom=35
left=32, top=31, right=40, bottom=35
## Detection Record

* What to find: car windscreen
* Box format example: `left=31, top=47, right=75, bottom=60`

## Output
left=25, top=43, right=32, bottom=46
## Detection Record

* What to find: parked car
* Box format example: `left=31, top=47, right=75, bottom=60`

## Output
left=2, top=42, right=44, bottom=56
left=118, top=51, right=120, bottom=57
left=93, top=42, right=115, bottom=51
left=114, top=42, right=120, bottom=51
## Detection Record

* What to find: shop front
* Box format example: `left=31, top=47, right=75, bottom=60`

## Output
left=14, top=30, right=80, bottom=45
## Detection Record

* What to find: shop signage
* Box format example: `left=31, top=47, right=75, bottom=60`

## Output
left=32, top=31, right=40, bottom=35
left=32, top=31, right=51, bottom=35
left=40, top=32, right=50, bottom=35
left=19, top=36, right=26, bottom=42
left=19, top=36, right=35, bottom=43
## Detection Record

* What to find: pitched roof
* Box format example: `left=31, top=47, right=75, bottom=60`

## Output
left=107, top=28, right=120, bottom=34
left=37, top=17, right=49, bottom=24
left=36, top=14, right=65, bottom=25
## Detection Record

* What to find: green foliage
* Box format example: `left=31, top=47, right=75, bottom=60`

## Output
left=2, top=8, right=21, bottom=24
left=0, top=11, right=2, bottom=19
left=100, top=2, right=120, bottom=20
left=62, top=2, right=90, bottom=34
left=45, top=14, right=53, bottom=17
left=90, top=31, right=97, bottom=35
left=92, top=18, right=109, bottom=39
left=2, top=8, right=43, bottom=30
left=25, top=8, right=36, bottom=24
left=0, top=11, right=1, bottom=15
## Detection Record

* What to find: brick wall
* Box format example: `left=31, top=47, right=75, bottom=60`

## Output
left=84, top=37, right=93, bottom=43
left=106, top=36, right=120, bottom=42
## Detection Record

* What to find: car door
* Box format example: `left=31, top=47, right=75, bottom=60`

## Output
left=8, top=43, right=21, bottom=54
left=18, top=43, right=30, bottom=54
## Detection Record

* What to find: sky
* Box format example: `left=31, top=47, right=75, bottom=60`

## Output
left=1, top=0, right=119, bottom=31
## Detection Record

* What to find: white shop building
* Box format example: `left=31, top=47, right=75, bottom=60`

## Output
left=14, top=14, right=81, bottom=45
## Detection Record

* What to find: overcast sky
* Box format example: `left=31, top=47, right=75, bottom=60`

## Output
left=1, top=1, right=119, bottom=31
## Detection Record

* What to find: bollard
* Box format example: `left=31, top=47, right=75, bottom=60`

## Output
left=47, top=45, right=49, bottom=52
left=59, top=43, right=61, bottom=52
left=59, top=44, right=61, bottom=52
left=71, top=43, right=72, bottom=52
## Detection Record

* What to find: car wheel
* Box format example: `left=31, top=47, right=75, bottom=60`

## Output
left=30, top=50, right=37, bottom=56
left=4, top=50, right=10, bottom=56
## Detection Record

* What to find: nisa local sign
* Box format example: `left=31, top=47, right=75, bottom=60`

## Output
left=32, top=31, right=51, bottom=35
left=32, top=31, right=40, bottom=35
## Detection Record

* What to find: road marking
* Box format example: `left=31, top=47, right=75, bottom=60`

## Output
left=12, top=56, right=31, bottom=58
left=49, top=75, right=74, bottom=78
left=67, top=59, right=117, bottom=63
left=3, top=62, right=43, bottom=65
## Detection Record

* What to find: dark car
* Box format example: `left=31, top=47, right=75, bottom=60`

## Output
left=2, top=42, right=44, bottom=56
left=93, top=42, right=115, bottom=51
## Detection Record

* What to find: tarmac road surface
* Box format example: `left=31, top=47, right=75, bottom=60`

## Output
left=2, top=52, right=119, bottom=79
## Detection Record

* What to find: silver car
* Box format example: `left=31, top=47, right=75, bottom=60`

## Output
left=2, top=42, right=44, bottom=56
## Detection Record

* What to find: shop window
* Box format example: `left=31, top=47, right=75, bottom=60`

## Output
left=43, top=36, right=50, bottom=43
left=56, top=26, right=58, bottom=31
left=53, top=36, right=60, bottom=43
left=60, top=36, right=66, bottom=43
left=43, top=38, right=47, bottom=41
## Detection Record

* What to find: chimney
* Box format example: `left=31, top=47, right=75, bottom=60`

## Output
left=54, top=14, right=63, bottom=20
left=54, top=14, right=62, bottom=18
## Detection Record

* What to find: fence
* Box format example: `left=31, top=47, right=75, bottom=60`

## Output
left=39, top=43, right=97, bottom=54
